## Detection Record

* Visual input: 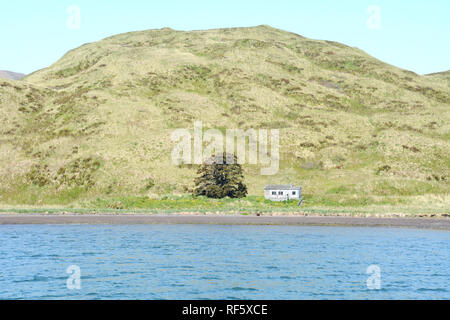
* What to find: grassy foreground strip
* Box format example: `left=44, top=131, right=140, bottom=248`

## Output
left=0, top=195, right=448, bottom=218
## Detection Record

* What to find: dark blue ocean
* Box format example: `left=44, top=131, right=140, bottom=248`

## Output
left=0, top=224, right=448, bottom=299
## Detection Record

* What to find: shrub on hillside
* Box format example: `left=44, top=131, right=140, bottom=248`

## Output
left=193, top=153, right=247, bottom=199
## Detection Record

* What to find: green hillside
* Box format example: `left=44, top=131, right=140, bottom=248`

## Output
left=426, top=70, right=450, bottom=82
left=0, top=25, right=449, bottom=213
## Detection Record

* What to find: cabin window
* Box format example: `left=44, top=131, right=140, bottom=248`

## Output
left=271, top=191, right=276, bottom=196
left=279, top=191, right=283, bottom=195
left=292, top=191, right=296, bottom=195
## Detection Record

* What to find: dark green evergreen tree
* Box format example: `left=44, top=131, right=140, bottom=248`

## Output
left=193, top=153, right=247, bottom=199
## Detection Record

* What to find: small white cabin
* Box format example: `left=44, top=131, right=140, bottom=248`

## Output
left=264, top=184, right=302, bottom=202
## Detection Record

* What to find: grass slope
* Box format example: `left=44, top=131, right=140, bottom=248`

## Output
left=0, top=25, right=449, bottom=213
left=0, top=71, right=25, bottom=81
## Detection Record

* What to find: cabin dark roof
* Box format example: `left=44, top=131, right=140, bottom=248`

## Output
left=264, top=184, right=300, bottom=190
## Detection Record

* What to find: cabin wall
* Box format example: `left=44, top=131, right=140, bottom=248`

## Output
left=264, top=189, right=301, bottom=201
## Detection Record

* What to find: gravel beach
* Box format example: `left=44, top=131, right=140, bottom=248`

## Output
left=0, top=214, right=449, bottom=230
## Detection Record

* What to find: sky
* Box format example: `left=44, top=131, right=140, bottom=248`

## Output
left=0, top=0, right=449, bottom=75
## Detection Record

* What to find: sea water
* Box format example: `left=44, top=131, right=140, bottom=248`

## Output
left=0, top=224, right=448, bottom=299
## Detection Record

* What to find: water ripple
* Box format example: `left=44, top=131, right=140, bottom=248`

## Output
left=0, top=225, right=448, bottom=300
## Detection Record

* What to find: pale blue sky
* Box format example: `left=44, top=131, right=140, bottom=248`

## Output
left=1, top=0, right=449, bottom=75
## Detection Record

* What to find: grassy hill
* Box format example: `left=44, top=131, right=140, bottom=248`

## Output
left=0, top=25, right=449, bottom=213
left=0, top=70, right=25, bottom=80
left=426, top=70, right=450, bottom=82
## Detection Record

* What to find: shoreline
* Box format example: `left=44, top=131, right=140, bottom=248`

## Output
left=0, top=214, right=449, bottom=230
